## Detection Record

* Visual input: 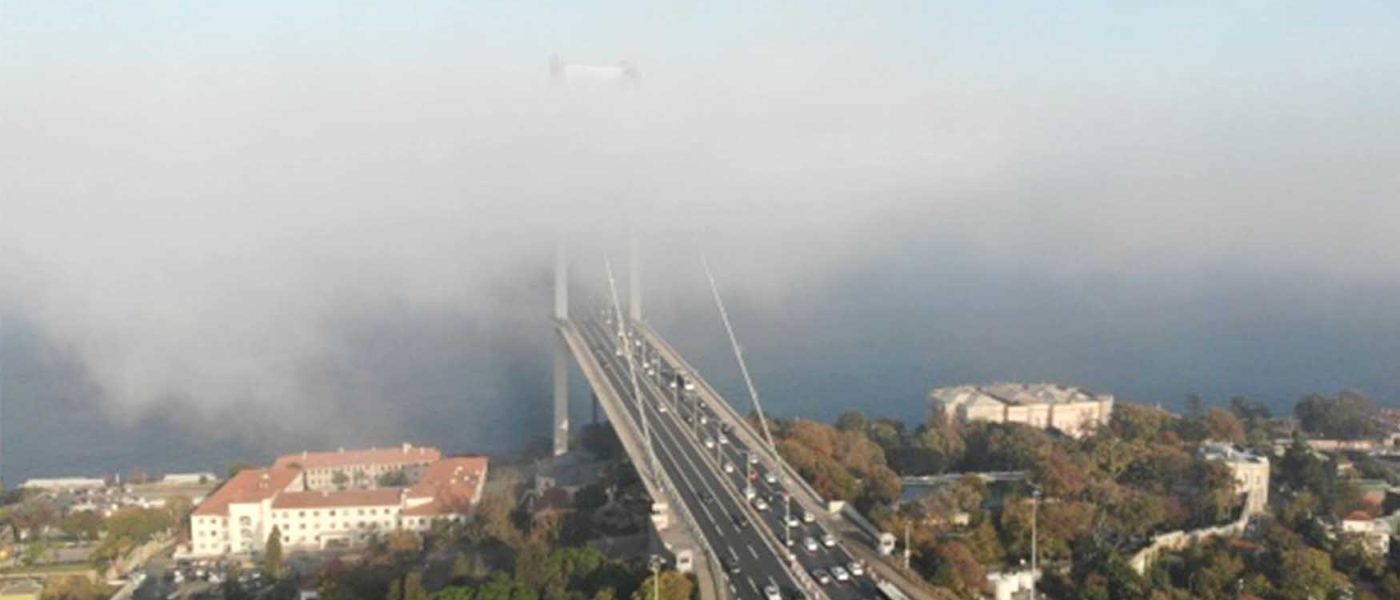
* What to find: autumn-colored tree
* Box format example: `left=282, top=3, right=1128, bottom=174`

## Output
left=1201, top=407, right=1245, bottom=443
left=631, top=571, right=692, bottom=600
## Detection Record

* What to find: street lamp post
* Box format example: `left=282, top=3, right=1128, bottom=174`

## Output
left=648, top=555, right=664, bottom=600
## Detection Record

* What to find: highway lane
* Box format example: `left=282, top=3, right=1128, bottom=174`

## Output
left=596, top=316, right=881, bottom=600
left=577, top=317, right=804, bottom=600
left=583, top=314, right=881, bottom=600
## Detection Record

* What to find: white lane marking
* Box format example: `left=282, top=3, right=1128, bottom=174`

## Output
left=747, top=544, right=759, bottom=559
left=582, top=319, right=807, bottom=592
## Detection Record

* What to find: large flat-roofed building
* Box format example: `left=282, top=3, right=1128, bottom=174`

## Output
left=190, top=448, right=486, bottom=557
left=1200, top=442, right=1270, bottom=517
left=19, top=477, right=106, bottom=492
left=273, top=443, right=442, bottom=491
left=930, top=383, right=1114, bottom=438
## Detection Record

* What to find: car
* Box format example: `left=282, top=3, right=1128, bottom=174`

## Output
left=744, top=486, right=757, bottom=500
left=748, top=453, right=759, bottom=465
left=811, top=569, right=831, bottom=585
left=752, top=497, right=769, bottom=511
left=658, top=402, right=668, bottom=413
left=847, top=561, right=865, bottom=577
left=718, top=434, right=729, bottom=445
left=614, top=348, right=623, bottom=357
left=831, top=566, right=850, bottom=582
left=802, top=510, right=816, bottom=524
left=699, top=490, right=713, bottom=503
left=764, top=471, right=778, bottom=484
left=723, top=461, right=735, bottom=474
left=699, top=414, right=709, bottom=425
left=733, top=513, right=750, bottom=528
left=822, top=533, right=837, bottom=547
left=803, top=537, right=819, bottom=552
left=684, top=380, right=696, bottom=392
left=764, top=584, right=781, bottom=600
left=683, top=414, right=693, bottom=424
left=720, top=422, right=732, bottom=434
left=784, top=514, right=800, bottom=527
left=721, top=557, right=741, bottom=575
left=703, top=437, right=715, bottom=449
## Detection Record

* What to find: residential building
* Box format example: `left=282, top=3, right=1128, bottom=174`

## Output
left=1200, top=442, right=1271, bottom=517
left=273, top=443, right=441, bottom=490
left=190, top=450, right=486, bottom=557
left=986, top=569, right=1036, bottom=600
left=1339, top=512, right=1392, bottom=556
left=929, top=383, right=1114, bottom=438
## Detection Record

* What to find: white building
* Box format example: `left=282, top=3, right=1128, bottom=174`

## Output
left=1339, top=513, right=1392, bottom=556
left=190, top=451, right=487, bottom=557
left=1199, top=442, right=1270, bottom=517
left=930, top=383, right=1114, bottom=438
left=161, top=472, right=218, bottom=485
left=19, top=477, right=106, bottom=492
left=272, top=443, right=441, bottom=491
left=987, top=569, right=1036, bottom=600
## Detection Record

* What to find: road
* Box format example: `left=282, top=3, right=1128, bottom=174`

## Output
left=577, top=312, right=880, bottom=600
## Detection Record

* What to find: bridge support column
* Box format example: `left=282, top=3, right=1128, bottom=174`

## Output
left=553, top=243, right=569, bottom=456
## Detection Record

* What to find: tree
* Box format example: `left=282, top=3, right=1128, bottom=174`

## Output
left=835, top=410, right=869, bottom=433
left=1110, top=403, right=1177, bottom=443
left=403, top=572, right=428, bottom=600
left=1201, top=408, right=1245, bottom=443
left=1294, top=391, right=1379, bottom=439
left=631, top=571, right=692, bottom=600
left=1228, top=396, right=1271, bottom=422
left=59, top=510, right=103, bottom=540
left=227, top=462, right=256, bottom=479
left=333, top=470, right=350, bottom=490
left=378, top=471, right=410, bottom=487
left=264, top=526, right=285, bottom=577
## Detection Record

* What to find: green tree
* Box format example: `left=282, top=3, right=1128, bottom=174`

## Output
left=227, top=462, right=256, bottom=478
left=1294, top=391, right=1379, bottom=439
left=404, top=572, right=429, bottom=600
left=59, top=510, right=103, bottom=540
left=835, top=410, right=869, bottom=433
left=378, top=470, right=411, bottom=487
left=264, top=526, right=285, bottom=578
left=333, top=470, right=350, bottom=489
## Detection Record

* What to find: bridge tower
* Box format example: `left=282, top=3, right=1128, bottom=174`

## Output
left=553, top=243, right=569, bottom=456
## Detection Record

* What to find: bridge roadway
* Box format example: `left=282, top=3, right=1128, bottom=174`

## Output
left=576, top=313, right=881, bottom=600
left=574, top=317, right=805, bottom=600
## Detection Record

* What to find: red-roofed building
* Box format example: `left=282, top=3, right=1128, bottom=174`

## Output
left=189, top=447, right=487, bottom=557
left=273, top=443, right=441, bottom=491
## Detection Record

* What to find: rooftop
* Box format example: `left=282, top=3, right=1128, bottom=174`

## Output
left=1200, top=442, right=1269, bottom=465
left=932, top=383, right=1112, bottom=407
left=272, top=488, right=401, bottom=509
left=404, top=456, right=488, bottom=516
left=272, top=443, right=442, bottom=471
left=192, top=468, right=300, bottom=516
